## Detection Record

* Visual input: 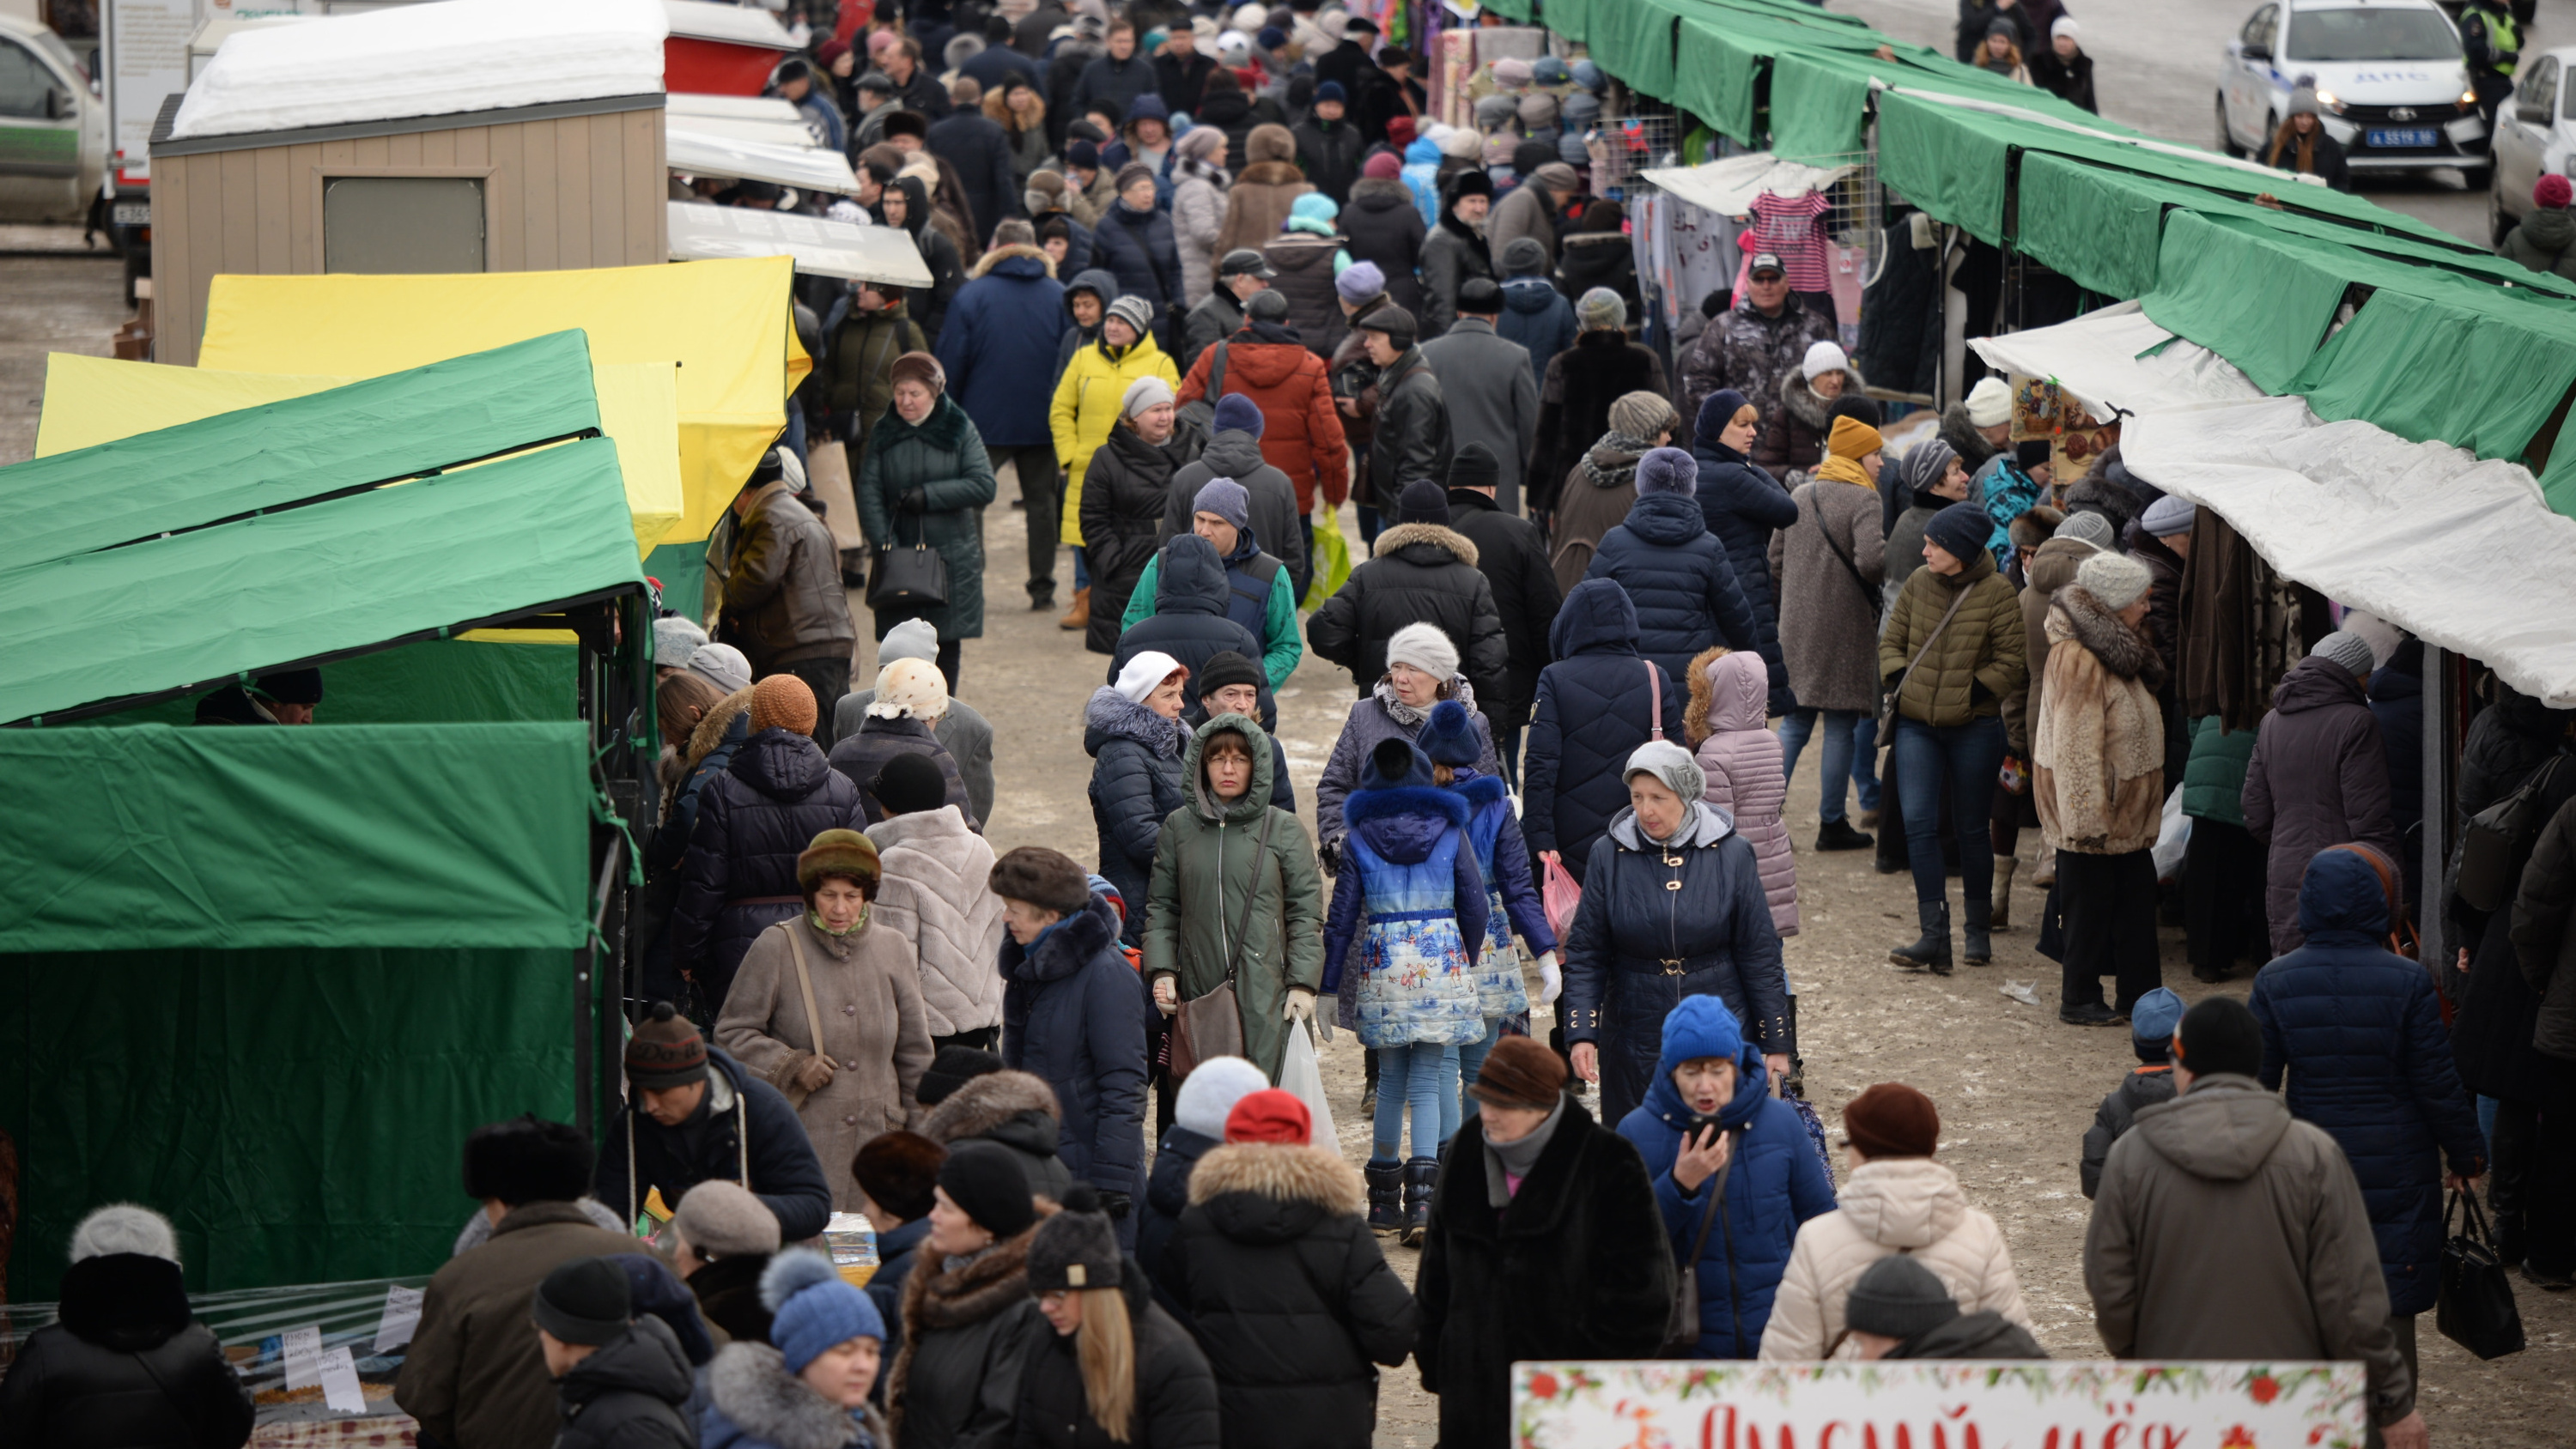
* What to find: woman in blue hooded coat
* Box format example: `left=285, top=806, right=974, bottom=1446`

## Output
left=1522, top=579, right=1687, bottom=888
left=2251, top=844, right=2486, bottom=1324
left=1617, top=996, right=1836, bottom=1358
left=1691, top=390, right=1799, bottom=714
left=1420, top=700, right=1561, bottom=1122
left=1323, top=737, right=1491, bottom=1241
left=1584, top=447, right=1760, bottom=684
left=994, top=846, right=1156, bottom=1244
left=1564, top=741, right=1790, bottom=1131
left=1084, top=651, right=1194, bottom=946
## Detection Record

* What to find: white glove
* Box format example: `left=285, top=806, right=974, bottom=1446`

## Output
left=1151, top=975, right=1178, bottom=1017
left=1284, top=989, right=1315, bottom=1023
left=1537, top=951, right=1564, bottom=1006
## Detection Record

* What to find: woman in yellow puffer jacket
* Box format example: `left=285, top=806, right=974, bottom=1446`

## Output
left=1050, top=293, right=1179, bottom=629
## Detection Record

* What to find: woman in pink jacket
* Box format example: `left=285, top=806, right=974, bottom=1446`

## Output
left=1688, top=648, right=1798, bottom=937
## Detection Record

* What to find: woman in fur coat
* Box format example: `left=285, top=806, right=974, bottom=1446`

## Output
left=1689, top=648, right=1798, bottom=937
left=2032, top=552, right=2169, bottom=1027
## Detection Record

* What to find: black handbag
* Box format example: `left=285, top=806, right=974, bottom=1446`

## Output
left=866, top=512, right=950, bottom=612
left=2456, top=756, right=2564, bottom=913
left=2436, top=1190, right=2525, bottom=1360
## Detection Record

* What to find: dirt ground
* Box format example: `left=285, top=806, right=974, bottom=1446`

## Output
left=945, top=468, right=2573, bottom=1449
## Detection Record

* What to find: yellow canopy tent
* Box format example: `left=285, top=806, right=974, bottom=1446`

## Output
left=195, top=257, right=808, bottom=555
left=35, top=353, right=687, bottom=554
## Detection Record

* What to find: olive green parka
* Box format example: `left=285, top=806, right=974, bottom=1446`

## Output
left=1143, top=713, right=1327, bottom=1081
left=1878, top=548, right=2027, bottom=728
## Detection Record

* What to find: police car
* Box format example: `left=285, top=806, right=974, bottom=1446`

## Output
left=2216, top=0, right=2490, bottom=185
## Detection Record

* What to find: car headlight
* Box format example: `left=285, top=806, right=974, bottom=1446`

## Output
left=2317, top=88, right=2348, bottom=112
left=2463, top=88, right=2479, bottom=106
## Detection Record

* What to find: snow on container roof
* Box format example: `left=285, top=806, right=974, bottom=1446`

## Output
left=168, top=0, right=667, bottom=142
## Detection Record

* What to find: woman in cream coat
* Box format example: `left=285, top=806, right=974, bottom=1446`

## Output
left=719, top=829, right=937, bottom=1211
left=1758, top=1082, right=2031, bottom=1359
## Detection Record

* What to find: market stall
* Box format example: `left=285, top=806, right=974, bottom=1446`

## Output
left=0, top=333, right=656, bottom=1325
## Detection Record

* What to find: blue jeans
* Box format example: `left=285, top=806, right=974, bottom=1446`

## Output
left=1372, top=1041, right=1459, bottom=1161
left=1777, top=708, right=1862, bottom=823
left=1456, top=1017, right=1504, bottom=1123
left=1893, top=714, right=2007, bottom=910
left=1850, top=712, right=1882, bottom=811
left=1072, top=545, right=1091, bottom=589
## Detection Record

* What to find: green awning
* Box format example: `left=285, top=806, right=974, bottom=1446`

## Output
left=2293, top=265, right=2576, bottom=460
left=0, top=330, right=602, bottom=575
left=2142, top=211, right=2352, bottom=394
left=2016, top=151, right=2172, bottom=298
left=1, top=723, right=594, bottom=951
left=0, top=435, right=644, bottom=724
left=1587, top=0, right=1681, bottom=102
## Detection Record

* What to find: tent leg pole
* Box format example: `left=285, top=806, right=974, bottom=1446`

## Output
left=2422, top=644, right=2452, bottom=971
left=574, top=937, right=594, bottom=1137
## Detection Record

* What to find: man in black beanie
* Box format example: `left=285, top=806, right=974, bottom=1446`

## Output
left=2085, top=997, right=2425, bottom=1448
left=396, top=1119, right=638, bottom=1449
left=1844, top=1254, right=2046, bottom=1361
left=1441, top=442, right=1558, bottom=785
left=1352, top=306, right=1451, bottom=531
left=534, top=1257, right=696, bottom=1446
left=1195, top=649, right=1297, bottom=813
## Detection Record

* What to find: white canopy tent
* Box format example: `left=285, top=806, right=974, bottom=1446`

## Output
left=665, top=94, right=815, bottom=149
left=667, top=203, right=932, bottom=287
left=1637, top=152, right=1858, bottom=218
left=171, top=0, right=665, bottom=140
left=1974, top=303, right=2576, bottom=707
left=667, top=127, right=857, bottom=194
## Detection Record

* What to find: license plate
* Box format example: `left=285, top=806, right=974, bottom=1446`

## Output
left=111, top=201, right=148, bottom=226
left=2366, top=128, right=2438, bottom=148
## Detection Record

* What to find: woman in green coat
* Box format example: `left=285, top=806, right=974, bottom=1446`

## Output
left=857, top=352, right=999, bottom=691
left=1143, top=712, right=1327, bottom=1082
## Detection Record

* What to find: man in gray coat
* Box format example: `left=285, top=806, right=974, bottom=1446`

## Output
left=832, top=617, right=996, bottom=826
left=1486, top=161, right=1578, bottom=273
left=1419, top=278, right=1540, bottom=516
left=2086, top=997, right=2427, bottom=1449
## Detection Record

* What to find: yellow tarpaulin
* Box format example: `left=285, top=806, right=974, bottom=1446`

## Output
left=196, top=258, right=808, bottom=545
left=34, top=353, right=687, bottom=553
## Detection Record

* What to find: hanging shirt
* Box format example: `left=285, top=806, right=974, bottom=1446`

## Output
left=1749, top=190, right=1832, bottom=293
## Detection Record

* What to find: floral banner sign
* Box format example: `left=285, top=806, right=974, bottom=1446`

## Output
left=1515, top=1361, right=2368, bottom=1449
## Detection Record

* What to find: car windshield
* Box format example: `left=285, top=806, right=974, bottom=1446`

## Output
left=2284, top=8, right=2460, bottom=62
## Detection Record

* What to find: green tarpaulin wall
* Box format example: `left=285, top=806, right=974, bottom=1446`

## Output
left=0, top=943, right=576, bottom=1300
left=0, top=435, right=643, bottom=724
left=98, top=637, right=579, bottom=728
left=2, top=724, right=595, bottom=953
left=0, top=331, right=602, bottom=575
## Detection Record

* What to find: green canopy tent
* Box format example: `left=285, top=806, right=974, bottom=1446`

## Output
left=0, top=341, right=658, bottom=1300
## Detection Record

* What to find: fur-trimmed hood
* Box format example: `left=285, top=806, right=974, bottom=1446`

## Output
left=1370, top=520, right=1479, bottom=568
left=704, top=1340, right=886, bottom=1449
left=968, top=241, right=1056, bottom=280
left=1084, top=686, right=1191, bottom=759
left=2047, top=585, right=2166, bottom=690
left=921, top=1068, right=1060, bottom=1143
left=1341, top=780, right=1472, bottom=865
left=1188, top=1141, right=1367, bottom=1215
left=1777, top=361, right=1868, bottom=432
left=1236, top=159, right=1306, bottom=187
left=1936, top=399, right=2002, bottom=475
left=1348, top=175, right=1413, bottom=212
left=686, top=685, right=757, bottom=776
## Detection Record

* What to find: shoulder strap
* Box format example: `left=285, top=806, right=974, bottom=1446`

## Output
left=1645, top=659, right=1665, bottom=741
left=1810, top=489, right=1880, bottom=615
left=1222, top=808, right=1280, bottom=985
left=785, top=924, right=830, bottom=1070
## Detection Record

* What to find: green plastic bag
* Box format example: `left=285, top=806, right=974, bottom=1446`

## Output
left=1304, top=506, right=1353, bottom=611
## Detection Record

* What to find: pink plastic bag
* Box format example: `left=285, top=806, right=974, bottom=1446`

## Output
left=1541, top=852, right=1582, bottom=943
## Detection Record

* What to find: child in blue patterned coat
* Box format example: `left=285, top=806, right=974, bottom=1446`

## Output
left=1324, top=736, right=1490, bottom=1244
left=1418, top=700, right=1559, bottom=1127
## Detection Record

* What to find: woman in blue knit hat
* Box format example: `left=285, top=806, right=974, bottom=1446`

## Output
left=1322, top=736, right=1490, bottom=1242
left=1419, top=700, right=1559, bottom=1125
left=698, top=1249, right=890, bottom=1449
left=1615, top=996, right=1836, bottom=1358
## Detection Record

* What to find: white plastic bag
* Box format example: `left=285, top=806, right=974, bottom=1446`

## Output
left=1280, top=1022, right=1336, bottom=1144
left=2152, top=784, right=2192, bottom=882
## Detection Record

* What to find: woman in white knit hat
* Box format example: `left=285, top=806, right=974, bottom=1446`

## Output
left=2032, top=550, right=2168, bottom=1027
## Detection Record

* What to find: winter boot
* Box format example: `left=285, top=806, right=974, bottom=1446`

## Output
left=1962, top=896, right=1993, bottom=967
left=1401, top=1156, right=1440, bottom=1246
left=1365, top=1160, right=1404, bottom=1233
left=1991, top=856, right=2018, bottom=931
left=1814, top=819, right=1873, bottom=852
left=1057, top=585, right=1090, bottom=631
left=1889, top=900, right=1953, bottom=973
